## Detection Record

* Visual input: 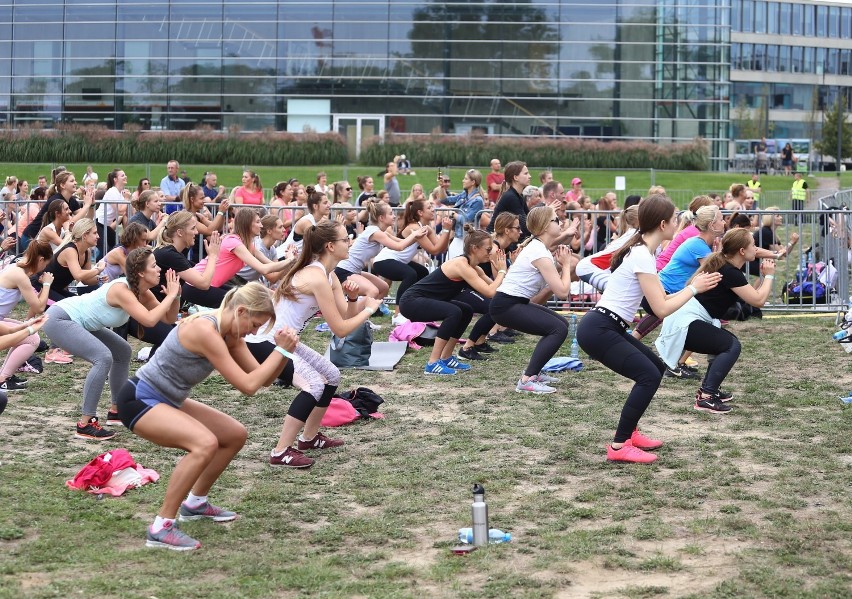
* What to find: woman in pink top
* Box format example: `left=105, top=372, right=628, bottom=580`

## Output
left=184, top=208, right=290, bottom=307
left=233, top=170, right=264, bottom=205
left=655, top=195, right=713, bottom=271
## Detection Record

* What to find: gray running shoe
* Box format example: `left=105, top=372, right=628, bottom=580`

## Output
left=145, top=520, right=201, bottom=551
left=178, top=501, right=238, bottom=522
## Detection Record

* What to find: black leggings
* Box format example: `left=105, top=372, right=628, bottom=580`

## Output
left=181, top=282, right=228, bottom=309
left=371, top=259, right=429, bottom=304
left=246, top=340, right=295, bottom=386
left=455, top=288, right=495, bottom=342
left=577, top=310, right=665, bottom=443
left=489, top=292, right=569, bottom=376
left=683, top=320, right=741, bottom=394
left=399, top=295, right=473, bottom=341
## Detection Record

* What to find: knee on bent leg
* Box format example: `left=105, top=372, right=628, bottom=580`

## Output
left=189, top=431, right=220, bottom=462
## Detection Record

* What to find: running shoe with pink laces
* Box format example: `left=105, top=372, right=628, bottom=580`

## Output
left=607, top=439, right=658, bottom=464
left=178, top=501, right=238, bottom=522
left=630, top=429, right=663, bottom=450
left=145, top=520, right=201, bottom=551
left=45, top=348, right=73, bottom=364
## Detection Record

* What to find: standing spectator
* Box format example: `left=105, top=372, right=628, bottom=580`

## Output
left=160, top=160, right=186, bottom=214
left=131, top=178, right=151, bottom=204
left=179, top=170, right=191, bottom=185
left=355, top=176, right=376, bottom=206
left=791, top=171, right=808, bottom=224
left=445, top=169, right=484, bottom=258
left=233, top=170, right=263, bottom=205
left=82, top=166, right=98, bottom=186
left=397, top=154, right=414, bottom=175
left=96, top=169, right=128, bottom=254
left=539, top=170, right=553, bottom=185
left=781, top=142, right=794, bottom=176
left=486, top=161, right=532, bottom=238
left=202, top=172, right=226, bottom=202
left=746, top=173, right=761, bottom=206
left=565, top=177, right=584, bottom=203
left=431, top=173, right=453, bottom=205
left=315, top=171, right=331, bottom=197
left=486, top=159, right=504, bottom=205
left=383, top=161, right=401, bottom=207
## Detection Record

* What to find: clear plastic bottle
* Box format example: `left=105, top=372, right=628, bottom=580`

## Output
left=458, top=527, right=512, bottom=544
left=570, top=338, right=580, bottom=359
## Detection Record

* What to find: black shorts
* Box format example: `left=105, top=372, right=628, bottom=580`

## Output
left=334, top=267, right=357, bottom=284
left=116, top=376, right=179, bottom=431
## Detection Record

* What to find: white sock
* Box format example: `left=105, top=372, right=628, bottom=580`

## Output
left=151, top=516, right=174, bottom=533
left=271, top=447, right=287, bottom=457
left=298, top=434, right=313, bottom=442
left=184, top=492, right=207, bottom=508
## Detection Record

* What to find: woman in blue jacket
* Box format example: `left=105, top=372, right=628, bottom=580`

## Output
left=445, top=169, right=484, bottom=259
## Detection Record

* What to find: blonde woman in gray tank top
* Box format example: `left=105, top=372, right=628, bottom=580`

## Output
left=116, top=282, right=299, bottom=551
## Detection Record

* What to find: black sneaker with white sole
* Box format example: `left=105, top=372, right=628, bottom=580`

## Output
left=694, top=390, right=732, bottom=414
left=0, top=375, right=27, bottom=391
left=474, top=342, right=497, bottom=354
left=665, top=365, right=700, bottom=380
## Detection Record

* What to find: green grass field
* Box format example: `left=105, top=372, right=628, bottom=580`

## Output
left=0, top=163, right=818, bottom=208
left=0, top=310, right=850, bottom=598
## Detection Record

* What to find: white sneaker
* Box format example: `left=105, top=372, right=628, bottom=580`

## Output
left=391, top=313, right=410, bottom=326
left=515, top=378, right=556, bottom=394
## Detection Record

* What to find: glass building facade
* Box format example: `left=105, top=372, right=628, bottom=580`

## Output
left=730, top=0, right=852, bottom=142
left=2, top=1, right=730, bottom=166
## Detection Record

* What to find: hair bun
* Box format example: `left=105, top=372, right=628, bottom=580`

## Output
left=305, top=185, right=316, bottom=195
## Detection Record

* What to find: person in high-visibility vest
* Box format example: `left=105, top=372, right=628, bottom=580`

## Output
left=746, top=173, right=761, bottom=207
left=791, top=171, right=808, bottom=225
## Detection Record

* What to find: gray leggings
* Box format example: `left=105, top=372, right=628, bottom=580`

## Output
left=43, top=305, right=132, bottom=417
left=293, top=342, right=341, bottom=400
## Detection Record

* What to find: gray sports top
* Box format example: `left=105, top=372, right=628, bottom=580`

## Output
left=136, top=313, right=219, bottom=407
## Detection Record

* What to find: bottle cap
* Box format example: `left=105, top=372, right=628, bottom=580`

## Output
left=472, top=483, right=485, bottom=497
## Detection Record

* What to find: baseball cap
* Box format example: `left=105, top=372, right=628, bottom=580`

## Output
left=571, top=177, right=582, bottom=186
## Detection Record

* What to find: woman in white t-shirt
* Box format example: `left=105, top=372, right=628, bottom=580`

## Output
left=575, top=194, right=721, bottom=465
left=489, top=206, right=575, bottom=394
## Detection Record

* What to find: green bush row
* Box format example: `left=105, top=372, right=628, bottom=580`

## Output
left=0, top=124, right=349, bottom=166
left=361, top=134, right=709, bottom=171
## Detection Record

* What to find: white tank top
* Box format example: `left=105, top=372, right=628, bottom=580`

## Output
left=244, top=261, right=333, bottom=343
left=374, top=228, right=420, bottom=264
left=337, top=225, right=381, bottom=272
left=279, top=213, right=317, bottom=257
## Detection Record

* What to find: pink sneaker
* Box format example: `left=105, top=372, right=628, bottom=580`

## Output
left=630, top=429, right=663, bottom=450
left=45, top=348, right=73, bottom=364
left=607, top=439, right=658, bottom=464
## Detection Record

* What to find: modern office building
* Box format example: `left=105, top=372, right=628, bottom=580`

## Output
left=19, top=2, right=852, bottom=170
left=730, top=0, right=852, bottom=165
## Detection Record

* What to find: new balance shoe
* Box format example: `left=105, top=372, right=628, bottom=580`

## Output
left=458, top=347, right=487, bottom=361
left=442, top=356, right=471, bottom=371
left=269, top=446, right=314, bottom=468
left=297, top=432, right=345, bottom=450
left=533, top=373, right=560, bottom=385
left=694, top=390, right=733, bottom=414
left=424, top=361, right=456, bottom=376
left=473, top=342, right=497, bottom=354
left=106, top=410, right=123, bottom=426
left=516, top=378, right=556, bottom=394
left=75, top=417, right=116, bottom=440
left=178, top=501, right=238, bottom=523
left=665, top=365, right=700, bottom=380
left=145, top=520, right=201, bottom=551
left=607, top=439, right=658, bottom=464
left=630, top=429, right=664, bottom=450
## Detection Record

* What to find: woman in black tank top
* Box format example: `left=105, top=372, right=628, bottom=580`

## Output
left=399, top=228, right=507, bottom=376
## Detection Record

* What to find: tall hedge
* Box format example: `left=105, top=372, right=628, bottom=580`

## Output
left=0, top=124, right=348, bottom=165
left=361, top=134, right=709, bottom=171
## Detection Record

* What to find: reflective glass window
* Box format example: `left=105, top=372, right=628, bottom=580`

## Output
left=804, top=4, right=815, bottom=37
left=767, top=2, right=778, bottom=35
left=742, top=1, right=753, bottom=32
left=791, top=46, right=803, bottom=74
left=779, top=2, right=791, bottom=35
left=778, top=45, right=790, bottom=73
left=816, top=5, right=827, bottom=38
left=753, top=0, right=766, bottom=33
left=829, top=7, right=840, bottom=38
left=792, top=4, right=802, bottom=35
